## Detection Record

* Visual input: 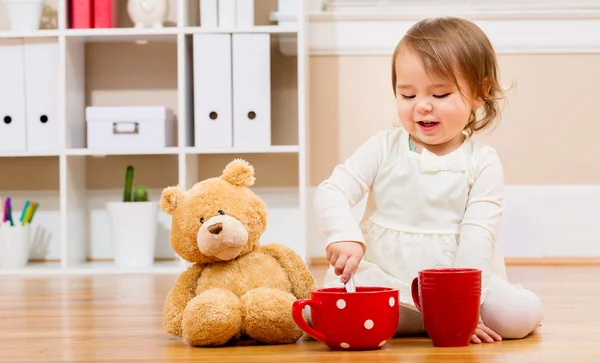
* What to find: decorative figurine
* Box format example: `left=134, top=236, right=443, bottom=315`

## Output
left=127, top=0, right=169, bottom=28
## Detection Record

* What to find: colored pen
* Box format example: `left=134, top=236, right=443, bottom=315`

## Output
left=28, top=203, right=39, bottom=223
left=20, top=200, right=30, bottom=222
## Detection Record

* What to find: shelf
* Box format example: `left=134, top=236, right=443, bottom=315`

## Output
left=0, top=29, right=60, bottom=39
left=0, top=150, right=60, bottom=158
left=66, top=148, right=180, bottom=156
left=64, top=260, right=185, bottom=275
left=0, top=260, right=185, bottom=275
left=182, top=26, right=299, bottom=34
left=184, top=145, right=299, bottom=154
left=0, top=27, right=296, bottom=42
left=64, top=27, right=179, bottom=43
left=25, top=147, right=299, bottom=157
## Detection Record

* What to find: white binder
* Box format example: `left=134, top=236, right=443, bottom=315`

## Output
left=24, top=38, right=60, bottom=152
left=232, top=33, right=271, bottom=148
left=0, top=39, right=27, bottom=152
left=193, top=33, right=233, bottom=149
left=235, top=0, right=254, bottom=28
left=200, top=0, right=218, bottom=28
left=218, top=0, right=236, bottom=28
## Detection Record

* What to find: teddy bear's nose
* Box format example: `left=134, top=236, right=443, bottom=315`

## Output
left=208, top=223, right=223, bottom=235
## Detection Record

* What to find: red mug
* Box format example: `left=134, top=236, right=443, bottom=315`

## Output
left=292, top=286, right=399, bottom=350
left=411, top=268, right=481, bottom=347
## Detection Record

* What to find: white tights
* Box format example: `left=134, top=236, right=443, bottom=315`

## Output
left=304, top=275, right=543, bottom=340
left=395, top=275, right=543, bottom=339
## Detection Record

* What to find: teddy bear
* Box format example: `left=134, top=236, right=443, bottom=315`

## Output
left=159, top=158, right=317, bottom=347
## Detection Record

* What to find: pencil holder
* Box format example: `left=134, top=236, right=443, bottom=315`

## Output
left=0, top=225, right=31, bottom=269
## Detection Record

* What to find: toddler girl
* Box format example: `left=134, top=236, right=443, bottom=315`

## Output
left=314, top=16, right=543, bottom=344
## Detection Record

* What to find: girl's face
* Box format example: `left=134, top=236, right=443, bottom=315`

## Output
left=394, top=46, right=483, bottom=154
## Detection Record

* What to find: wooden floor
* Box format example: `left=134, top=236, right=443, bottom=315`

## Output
left=1, top=265, right=598, bottom=363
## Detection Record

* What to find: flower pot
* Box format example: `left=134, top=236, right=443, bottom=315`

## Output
left=107, top=201, right=158, bottom=267
left=0, top=225, right=31, bottom=269
left=3, top=0, right=45, bottom=32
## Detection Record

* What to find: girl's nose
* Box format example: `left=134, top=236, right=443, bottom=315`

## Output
left=416, top=101, right=433, bottom=114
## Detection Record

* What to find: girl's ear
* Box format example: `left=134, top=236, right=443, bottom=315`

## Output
left=472, top=97, right=484, bottom=110
left=160, top=185, right=184, bottom=215
left=473, top=78, right=491, bottom=109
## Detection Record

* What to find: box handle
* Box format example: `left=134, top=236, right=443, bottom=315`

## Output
left=112, top=122, right=139, bottom=134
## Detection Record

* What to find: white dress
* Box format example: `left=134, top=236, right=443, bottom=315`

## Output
left=314, top=127, right=508, bottom=309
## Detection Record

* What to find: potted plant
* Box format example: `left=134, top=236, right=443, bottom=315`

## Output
left=107, top=165, right=158, bottom=267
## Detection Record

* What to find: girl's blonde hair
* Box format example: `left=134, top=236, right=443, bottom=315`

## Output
left=392, top=16, right=505, bottom=136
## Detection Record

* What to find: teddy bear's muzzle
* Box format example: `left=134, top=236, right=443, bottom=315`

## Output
left=196, top=215, right=249, bottom=260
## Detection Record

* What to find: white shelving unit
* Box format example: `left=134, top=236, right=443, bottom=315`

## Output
left=0, top=0, right=310, bottom=275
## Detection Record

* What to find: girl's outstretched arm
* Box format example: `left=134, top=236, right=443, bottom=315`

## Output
left=314, top=130, right=391, bottom=280
left=454, top=147, right=505, bottom=302
left=454, top=147, right=505, bottom=343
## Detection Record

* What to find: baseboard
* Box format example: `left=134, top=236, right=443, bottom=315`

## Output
left=84, top=257, right=179, bottom=262
left=27, top=257, right=180, bottom=263
left=309, top=257, right=600, bottom=267
left=501, top=257, right=600, bottom=266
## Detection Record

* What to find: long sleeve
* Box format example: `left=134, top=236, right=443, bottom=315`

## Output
left=454, top=147, right=505, bottom=301
left=313, top=132, right=389, bottom=251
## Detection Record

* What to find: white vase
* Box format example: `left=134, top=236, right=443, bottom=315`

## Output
left=107, top=201, right=158, bottom=268
left=3, top=0, right=44, bottom=32
left=127, top=0, right=169, bottom=28
left=0, top=225, right=31, bottom=269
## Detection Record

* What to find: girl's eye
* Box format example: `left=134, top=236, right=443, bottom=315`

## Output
left=401, top=94, right=415, bottom=99
left=433, top=93, right=450, bottom=98
left=200, top=217, right=204, bottom=224
left=218, top=210, right=225, bottom=215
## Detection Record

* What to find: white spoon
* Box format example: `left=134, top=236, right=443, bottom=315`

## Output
left=344, top=274, right=356, bottom=293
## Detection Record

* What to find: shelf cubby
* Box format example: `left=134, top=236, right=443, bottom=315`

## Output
left=184, top=0, right=284, bottom=28
left=65, top=36, right=179, bottom=151
left=0, top=0, right=60, bottom=35
left=182, top=30, right=298, bottom=151
left=63, top=154, right=180, bottom=269
left=65, top=0, right=179, bottom=30
left=0, top=156, right=62, bottom=272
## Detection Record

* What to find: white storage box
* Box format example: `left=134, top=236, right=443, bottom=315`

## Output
left=86, top=106, right=175, bottom=149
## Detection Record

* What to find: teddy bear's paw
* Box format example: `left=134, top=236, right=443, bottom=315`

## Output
left=241, top=287, right=303, bottom=345
left=181, top=288, right=243, bottom=347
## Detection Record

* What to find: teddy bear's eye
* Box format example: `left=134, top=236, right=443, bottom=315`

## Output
left=218, top=210, right=225, bottom=215
left=200, top=217, right=205, bottom=224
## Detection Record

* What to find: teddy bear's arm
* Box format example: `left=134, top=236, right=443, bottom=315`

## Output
left=260, top=244, right=317, bottom=299
left=163, top=263, right=203, bottom=337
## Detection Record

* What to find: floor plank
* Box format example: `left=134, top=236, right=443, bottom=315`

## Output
left=0, top=266, right=598, bottom=362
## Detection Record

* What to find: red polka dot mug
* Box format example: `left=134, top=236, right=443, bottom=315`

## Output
left=291, top=286, right=400, bottom=350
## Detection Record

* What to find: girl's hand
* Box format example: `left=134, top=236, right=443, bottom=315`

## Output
left=471, top=321, right=502, bottom=344
left=326, top=241, right=364, bottom=284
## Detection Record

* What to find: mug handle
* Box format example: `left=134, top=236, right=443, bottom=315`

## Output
left=292, top=299, right=326, bottom=342
left=411, top=277, right=423, bottom=312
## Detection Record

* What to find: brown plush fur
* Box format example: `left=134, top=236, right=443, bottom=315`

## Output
left=160, top=159, right=317, bottom=347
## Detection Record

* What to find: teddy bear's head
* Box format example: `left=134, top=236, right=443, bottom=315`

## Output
left=159, top=159, right=268, bottom=264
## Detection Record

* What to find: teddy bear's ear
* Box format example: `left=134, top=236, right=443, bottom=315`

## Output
left=159, top=185, right=184, bottom=215
left=220, top=158, right=256, bottom=187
